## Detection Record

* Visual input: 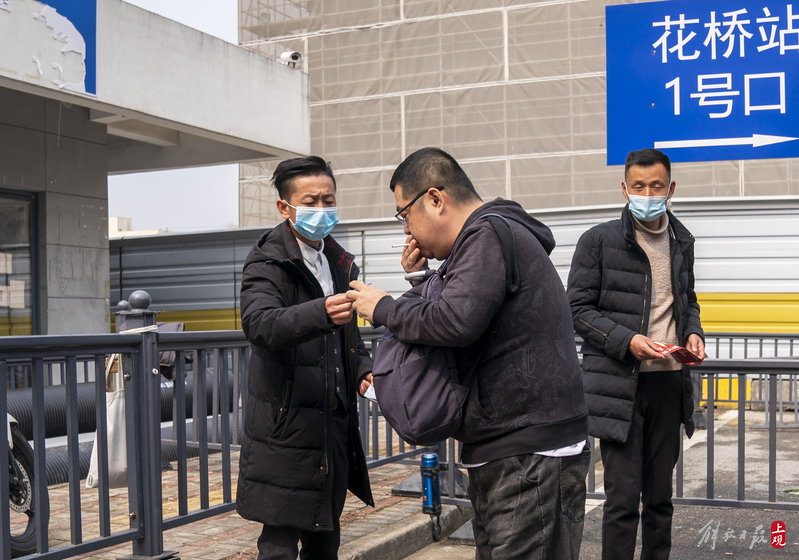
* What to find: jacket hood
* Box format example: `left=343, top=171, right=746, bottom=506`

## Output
left=464, top=198, right=557, bottom=255
left=244, top=222, right=300, bottom=269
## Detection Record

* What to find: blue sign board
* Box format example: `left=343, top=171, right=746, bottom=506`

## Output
left=606, top=0, right=799, bottom=164
left=41, top=0, right=97, bottom=95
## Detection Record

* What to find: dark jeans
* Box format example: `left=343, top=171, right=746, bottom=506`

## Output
left=600, top=370, right=683, bottom=560
left=467, top=447, right=591, bottom=560
left=256, top=408, right=350, bottom=560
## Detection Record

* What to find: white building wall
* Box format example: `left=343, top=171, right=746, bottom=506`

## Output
left=238, top=0, right=799, bottom=226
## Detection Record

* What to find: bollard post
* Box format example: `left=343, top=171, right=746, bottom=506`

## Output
left=115, top=291, right=177, bottom=560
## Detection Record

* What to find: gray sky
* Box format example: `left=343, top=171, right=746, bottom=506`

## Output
left=108, top=0, right=240, bottom=233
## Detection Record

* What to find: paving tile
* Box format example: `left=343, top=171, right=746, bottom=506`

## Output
left=33, top=426, right=427, bottom=560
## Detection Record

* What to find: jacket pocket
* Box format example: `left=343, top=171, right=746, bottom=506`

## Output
left=270, top=380, right=293, bottom=440
left=578, top=319, right=609, bottom=342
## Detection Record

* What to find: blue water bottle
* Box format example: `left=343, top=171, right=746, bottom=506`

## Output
left=420, top=452, right=441, bottom=516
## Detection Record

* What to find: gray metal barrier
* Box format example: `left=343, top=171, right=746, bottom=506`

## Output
left=1, top=308, right=250, bottom=559
left=582, top=359, right=799, bottom=511
left=3, top=320, right=798, bottom=559
left=358, top=329, right=799, bottom=512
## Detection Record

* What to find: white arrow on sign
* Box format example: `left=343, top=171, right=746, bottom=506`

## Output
left=654, top=134, right=798, bottom=149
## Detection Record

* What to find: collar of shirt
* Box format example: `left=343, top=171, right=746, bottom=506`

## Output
left=297, top=239, right=334, bottom=297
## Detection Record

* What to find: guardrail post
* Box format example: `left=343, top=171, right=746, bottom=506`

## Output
left=116, top=291, right=177, bottom=560
left=691, top=370, right=707, bottom=430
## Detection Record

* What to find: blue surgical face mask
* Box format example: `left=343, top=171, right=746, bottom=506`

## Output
left=284, top=202, right=339, bottom=241
left=624, top=185, right=669, bottom=222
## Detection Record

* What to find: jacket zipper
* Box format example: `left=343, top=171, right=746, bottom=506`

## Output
left=287, top=259, right=329, bottom=477
left=578, top=319, right=609, bottom=341
left=626, top=234, right=650, bottom=374
left=633, top=259, right=650, bottom=375
left=342, top=259, right=354, bottom=404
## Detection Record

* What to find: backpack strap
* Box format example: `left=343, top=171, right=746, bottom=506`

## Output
left=484, top=214, right=520, bottom=294
left=459, top=214, right=520, bottom=386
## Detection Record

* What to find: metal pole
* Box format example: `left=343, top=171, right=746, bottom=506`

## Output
left=32, top=358, right=48, bottom=554
left=706, top=373, right=715, bottom=500
left=65, top=356, right=83, bottom=545
left=769, top=372, right=777, bottom=502
left=96, top=355, right=111, bottom=537
left=117, top=291, right=175, bottom=560
left=0, top=361, right=11, bottom=560
left=691, top=371, right=706, bottom=430
left=737, top=373, right=746, bottom=502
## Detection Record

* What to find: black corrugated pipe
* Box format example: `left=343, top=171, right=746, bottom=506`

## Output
left=43, top=413, right=245, bottom=486
left=8, top=372, right=234, bottom=440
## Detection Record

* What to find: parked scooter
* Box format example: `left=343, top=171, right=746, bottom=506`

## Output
left=8, top=413, right=48, bottom=557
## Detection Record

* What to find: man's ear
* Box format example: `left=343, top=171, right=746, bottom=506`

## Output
left=276, top=199, right=291, bottom=221
left=667, top=181, right=676, bottom=199
left=428, top=188, right=445, bottom=214
left=621, top=182, right=629, bottom=202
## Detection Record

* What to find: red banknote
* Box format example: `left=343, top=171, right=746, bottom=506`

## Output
left=653, top=343, right=703, bottom=366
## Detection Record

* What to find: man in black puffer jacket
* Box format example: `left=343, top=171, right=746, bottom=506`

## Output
left=567, top=149, right=705, bottom=560
left=348, top=147, right=590, bottom=560
left=237, top=156, right=374, bottom=560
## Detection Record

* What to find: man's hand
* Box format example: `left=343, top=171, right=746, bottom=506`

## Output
left=325, top=294, right=353, bottom=326
left=346, top=281, right=390, bottom=324
left=401, top=236, right=428, bottom=274
left=686, top=333, right=705, bottom=362
left=358, top=372, right=373, bottom=396
left=628, top=334, right=668, bottom=361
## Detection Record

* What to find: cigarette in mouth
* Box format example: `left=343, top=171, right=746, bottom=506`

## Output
left=391, top=243, right=411, bottom=248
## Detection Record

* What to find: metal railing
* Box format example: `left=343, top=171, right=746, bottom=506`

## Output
left=699, top=333, right=799, bottom=428
left=581, top=357, right=799, bottom=512
left=357, top=330, right=799, bottom=511
left=3, top=321, right=798, bottom=559
left=1, top=313, right=250, bottom=559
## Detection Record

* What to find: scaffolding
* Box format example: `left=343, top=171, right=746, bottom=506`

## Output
left=238, top=0, right=799, bottom=227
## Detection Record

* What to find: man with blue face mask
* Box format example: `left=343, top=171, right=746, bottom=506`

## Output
left=236, top=156, right=374, bottom=560
left=567, top=148, right=705, bottom=560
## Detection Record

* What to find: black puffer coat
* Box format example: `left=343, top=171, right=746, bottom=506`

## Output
left=236, top=221, right=374, bottom=531
left=567, top=207, right=704, bottom=443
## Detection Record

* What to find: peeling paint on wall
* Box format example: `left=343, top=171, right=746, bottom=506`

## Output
left=34, top=5, right=86, bottom=57
left=0, top=0, right=96, bottom=94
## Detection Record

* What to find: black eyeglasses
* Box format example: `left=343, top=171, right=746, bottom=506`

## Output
left=394, top=187, right=443, bottom=226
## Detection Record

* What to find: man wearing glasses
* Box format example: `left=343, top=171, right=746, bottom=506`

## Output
left=347, top=147, right=590, bottom=559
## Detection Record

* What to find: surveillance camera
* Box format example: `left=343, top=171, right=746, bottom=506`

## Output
left=279, top=51, right=302, bottom=68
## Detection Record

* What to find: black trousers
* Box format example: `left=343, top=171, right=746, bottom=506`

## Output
left=600, top=370, right=683, bottom=560
left=256, top=407, right=350, bottom=560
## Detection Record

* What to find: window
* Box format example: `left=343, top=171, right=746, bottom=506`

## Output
left=0, top=190, right=37, bottom=336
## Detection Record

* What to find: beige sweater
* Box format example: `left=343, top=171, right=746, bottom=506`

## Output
left=634, top=216, right=680, bottom=371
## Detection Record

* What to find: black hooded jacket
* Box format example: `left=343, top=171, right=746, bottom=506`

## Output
left=567, top=206, right=704, bottom=443
left=373, top=198, right=588, bottom=464
left=236, top=221, right=374, bottom=531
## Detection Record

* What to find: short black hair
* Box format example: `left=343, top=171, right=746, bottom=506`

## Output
left=271, top=156, right=336, bottom=200
left=389, top=147, right=481, bottom=204
left=624, top=149, right=671, bottom=182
